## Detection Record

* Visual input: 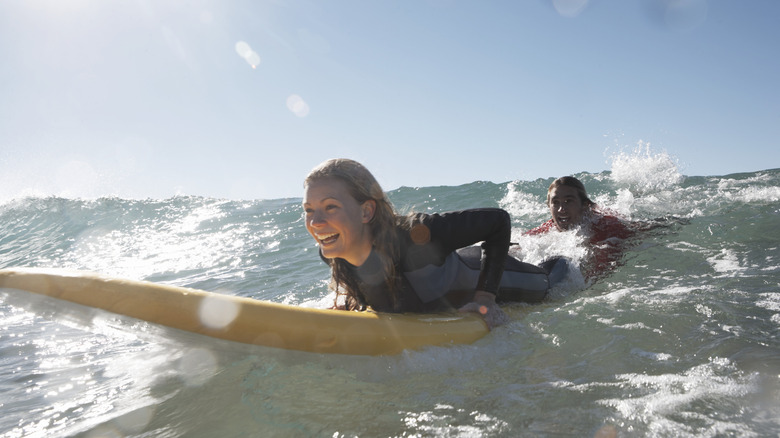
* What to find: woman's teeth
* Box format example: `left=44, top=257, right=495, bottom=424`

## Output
left=317, top=233, right=339, bottom=245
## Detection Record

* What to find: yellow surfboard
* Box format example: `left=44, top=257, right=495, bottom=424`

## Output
left=0, top=268, right=488, bottom=356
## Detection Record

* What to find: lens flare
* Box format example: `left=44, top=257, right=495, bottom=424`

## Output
left=286, top=94, right=310, bottom=117
left=199, top=295, right=240, bottom=330
left=642, top=0, right=708, bottom=31
left=552, top=0, right=589, bottom=18
left=235, top=41, right=261, bottom=68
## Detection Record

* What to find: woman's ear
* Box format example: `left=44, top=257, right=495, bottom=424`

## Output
left=361, top=200, right=377, bottom=223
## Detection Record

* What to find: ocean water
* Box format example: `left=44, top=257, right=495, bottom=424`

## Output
left=1, top=151, right=779, bottom=437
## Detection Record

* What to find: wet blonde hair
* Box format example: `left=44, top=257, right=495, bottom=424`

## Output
left=304, top=159, right=401, bottom=310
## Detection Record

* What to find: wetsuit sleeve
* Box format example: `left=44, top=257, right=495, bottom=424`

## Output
left=417, top=208, right=511, bottom=295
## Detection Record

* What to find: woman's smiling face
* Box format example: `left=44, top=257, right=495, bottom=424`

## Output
left=548, top=185, right=585, bottom=231
left=303, top=177, right=375, bottom=266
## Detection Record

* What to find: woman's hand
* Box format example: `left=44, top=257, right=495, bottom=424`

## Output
left=458, top=290, right=510, bottom=330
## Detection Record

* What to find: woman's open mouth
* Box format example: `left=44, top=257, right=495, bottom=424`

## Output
left=316, top=232, right=339, bottom=245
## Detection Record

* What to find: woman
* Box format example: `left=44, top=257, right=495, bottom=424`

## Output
left=303, top=158, right=549, bottom=329
left=525, top=176, right=635, bottom=280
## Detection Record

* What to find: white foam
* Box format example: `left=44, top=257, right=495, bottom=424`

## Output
left=729, top=186, right=780, bottom=203
left=510, top=229, right=588, bottom=267
left=630, top=348, right=674, bottom=362
left=755, top=293, right=780, bottom=313
left=609, top=142, right=684, bottom=195
left=707, top=248, right=747, bottom=276
left=499, top=182, right=548, bottom=226
left=598, top=357, right=759, bottom=435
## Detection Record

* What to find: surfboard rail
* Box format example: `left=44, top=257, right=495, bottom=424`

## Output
left=0, top=268, right=489, bottom=356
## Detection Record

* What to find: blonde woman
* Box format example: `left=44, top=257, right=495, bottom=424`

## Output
left=303, top=158, right=550, bottom=329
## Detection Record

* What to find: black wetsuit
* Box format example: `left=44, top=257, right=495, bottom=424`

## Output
left=324, top=209, right=549, bottom=313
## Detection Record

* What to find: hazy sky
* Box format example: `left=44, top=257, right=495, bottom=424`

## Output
left=1, top=0, right=778, bottom=200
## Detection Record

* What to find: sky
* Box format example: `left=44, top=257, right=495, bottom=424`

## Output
left=1, top=0, right=778, bottom=200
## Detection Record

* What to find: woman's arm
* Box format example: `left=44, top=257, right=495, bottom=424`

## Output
left=417, top=209, right=512, bottom=328
left=418, top=208, right=511, bottom=294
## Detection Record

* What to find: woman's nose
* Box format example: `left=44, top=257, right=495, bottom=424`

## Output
left=309, top=211, right=325, bottom=226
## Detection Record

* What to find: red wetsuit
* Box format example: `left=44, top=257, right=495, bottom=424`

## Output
left=525, top=212, right=635, bottom=280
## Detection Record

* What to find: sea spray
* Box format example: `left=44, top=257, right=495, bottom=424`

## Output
left=609, top=141, right=684, bottom=195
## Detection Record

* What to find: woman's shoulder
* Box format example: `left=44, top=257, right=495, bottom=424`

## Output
left=397, top=209, right=510, bottom=244
left=399, top=208, right=505, bottom=224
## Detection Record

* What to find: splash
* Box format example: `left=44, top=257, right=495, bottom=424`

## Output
left=609, top=142, right=684, bottom=195
left=499, top=182, right=548, bottom=227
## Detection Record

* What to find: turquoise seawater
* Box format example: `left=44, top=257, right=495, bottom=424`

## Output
left=1, top=152, right=778, bottom=437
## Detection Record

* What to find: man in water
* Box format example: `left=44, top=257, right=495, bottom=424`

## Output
left=525, top=176, right=635, bottom=281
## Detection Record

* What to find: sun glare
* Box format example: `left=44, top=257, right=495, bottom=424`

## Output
left=286, top=94, right=310, bottom=118
left=235, top=40, right=261, bottom=68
